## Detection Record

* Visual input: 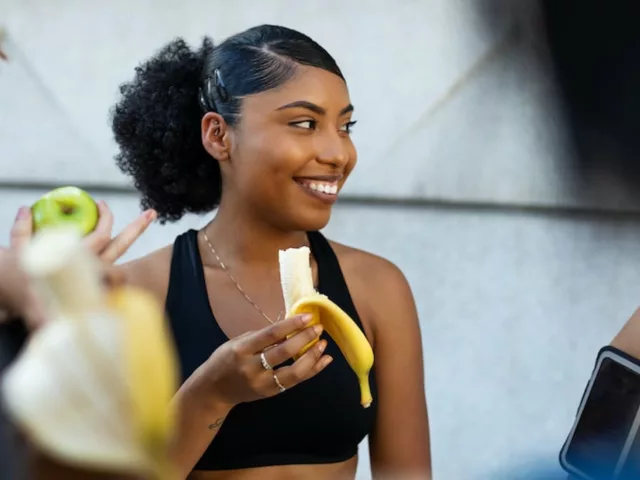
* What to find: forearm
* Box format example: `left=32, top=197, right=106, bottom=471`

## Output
left=169, top=371, right=232, bottom=478
left=611, top=307, right=640, bottom=358
left=370, top=450, right=432, bottom=480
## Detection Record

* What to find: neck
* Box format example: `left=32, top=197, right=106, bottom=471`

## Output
left=203, top=201, right=310, bottom=268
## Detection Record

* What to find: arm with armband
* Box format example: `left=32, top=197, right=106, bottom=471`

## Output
left=560, top=310, right=640, bottom=480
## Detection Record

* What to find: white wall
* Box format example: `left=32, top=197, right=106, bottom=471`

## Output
left=2, top=2, right=639, bottom=479
left=2, top=0, right=610, bottom=209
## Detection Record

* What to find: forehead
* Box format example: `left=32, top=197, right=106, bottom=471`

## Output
left=241, top=65, right=351, bottom=116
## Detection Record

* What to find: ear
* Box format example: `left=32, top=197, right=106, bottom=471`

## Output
left=202, top=112, right=231, bottom=162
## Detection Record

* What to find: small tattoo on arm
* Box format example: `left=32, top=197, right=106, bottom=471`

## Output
left=208, top=417, right=225, bottom=431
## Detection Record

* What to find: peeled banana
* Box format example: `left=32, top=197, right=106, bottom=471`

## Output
left=1, top=227, right=178, bottom=479
left=279, top=246, right=374, bottom=408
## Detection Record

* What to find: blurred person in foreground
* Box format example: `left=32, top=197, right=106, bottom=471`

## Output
left=0, top=205, right=163, bottom=479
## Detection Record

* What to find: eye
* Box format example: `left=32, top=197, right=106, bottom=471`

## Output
left=289, top=120, right=317, bottom=130
left=340, top=120, right=358, bottom=135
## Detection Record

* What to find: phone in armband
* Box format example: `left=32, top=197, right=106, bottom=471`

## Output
left=560, top=346, right=640, bottom=480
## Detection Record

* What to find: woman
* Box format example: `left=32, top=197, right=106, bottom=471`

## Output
left=112, top=24, right=431, bottom=479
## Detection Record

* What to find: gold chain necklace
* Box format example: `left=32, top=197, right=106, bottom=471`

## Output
left=202, top=231, right=283, bottom=325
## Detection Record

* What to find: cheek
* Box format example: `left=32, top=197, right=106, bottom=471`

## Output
left=344, top=143, right=358, bottom=177
left=236, top=140, right=305, bottom=200
left=260, top=133, right=310, bottom=176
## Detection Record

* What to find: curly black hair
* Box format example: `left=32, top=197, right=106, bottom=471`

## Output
left=110, top=25, right=344, bottom=223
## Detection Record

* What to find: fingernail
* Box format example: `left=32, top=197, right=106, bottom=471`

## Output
left=145, top=209, right=156, bottom=220
left=313, top=324, right=323, bottom=336
left=16, top=206, right=29, bottom=220
left=318, top=340, right=327, bottom=352
left=322, top=356, right=333, bottom=368
left=301, top=314, right=313, bottom=324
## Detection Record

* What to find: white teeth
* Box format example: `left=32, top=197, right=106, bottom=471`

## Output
left=301, top=181, right=339, bottom=195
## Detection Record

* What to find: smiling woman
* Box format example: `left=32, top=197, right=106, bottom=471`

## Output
left=110, top=24, right=431, bottom=480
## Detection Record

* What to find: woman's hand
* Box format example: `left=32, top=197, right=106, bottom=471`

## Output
left=75, top=201, right=157, bottom=265
left=1, top=201, right=156, bottom=329
left=192, top=314, right=333, bottom=409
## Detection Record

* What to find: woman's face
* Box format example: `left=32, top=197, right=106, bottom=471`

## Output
left=224, top=65, right=357, bottom=232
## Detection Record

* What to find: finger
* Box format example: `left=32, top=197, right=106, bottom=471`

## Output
left=83, top=201, right=114, bottom=254
left=239, top=313, right=314, bottom=354
left=273, top=341, right=333, bottom=389
left=9, top=206, right=32, bottom=250
left=99, top=209, right=156, bottom=265
left=262, top=324, right=324, bottom=368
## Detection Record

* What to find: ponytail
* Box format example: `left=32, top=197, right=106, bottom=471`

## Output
left=111, top=37, right=222, bottom=223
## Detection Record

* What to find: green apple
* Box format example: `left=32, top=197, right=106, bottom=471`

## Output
left=31, top=186, right=99, bottom=236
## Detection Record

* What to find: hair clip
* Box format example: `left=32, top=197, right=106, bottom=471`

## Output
left=198, top=77, right=217, bottom=113
left=198, top=86, right=210, bottom=112
left=214, top=69, right=229, bottom=102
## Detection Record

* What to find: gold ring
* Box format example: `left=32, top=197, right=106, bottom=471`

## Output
left=273, top=372, right=286, bottom=393
left=260, top=352, right=272, bottom=371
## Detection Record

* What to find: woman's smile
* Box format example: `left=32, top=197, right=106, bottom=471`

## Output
left=293, top=175, right=343, bottom=205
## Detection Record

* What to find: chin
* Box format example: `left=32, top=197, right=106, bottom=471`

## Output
left=289, top=208, right=333, bottom=232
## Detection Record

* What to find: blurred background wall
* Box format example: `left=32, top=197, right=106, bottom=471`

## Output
left=2, top=1, right=640, bottom=478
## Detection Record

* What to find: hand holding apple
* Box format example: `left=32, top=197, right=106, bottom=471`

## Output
left=2, top=192, right=156, bottom=330
left=29, top=186, right=156, bottom=263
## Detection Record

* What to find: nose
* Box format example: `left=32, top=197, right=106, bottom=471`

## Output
left=315, top=132, right=349, bottom=169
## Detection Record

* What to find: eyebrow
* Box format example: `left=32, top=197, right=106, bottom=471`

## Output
left=275, top=100, right=354, bottom=116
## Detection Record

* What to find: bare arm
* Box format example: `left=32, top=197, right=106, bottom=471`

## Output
left=116, top=256, right=227, bottom=476
left=611, top=307, right=640, bottom=357
left=169, top=372, right=232, bottom=478
left=364, top=258, right=432, bottom=479
left=119, top=256, right=231, bottom=476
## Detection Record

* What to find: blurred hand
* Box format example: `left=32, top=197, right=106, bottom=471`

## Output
left=0, top=245, right=42, bottom=329
left=0, top=201, right=156, bottom=330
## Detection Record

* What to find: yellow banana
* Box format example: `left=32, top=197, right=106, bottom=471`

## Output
left=107, top=285, right=179, bottom=480
left=279, top=246, right=374, bottom=408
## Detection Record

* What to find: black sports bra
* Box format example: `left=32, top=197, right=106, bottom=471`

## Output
left=165, top=229, right=377, bottom=471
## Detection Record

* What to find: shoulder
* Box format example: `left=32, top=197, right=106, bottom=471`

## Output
left=328, top=239, right=417, bottom=340
left=330, top=240, right=410, bottom=292
left=116, top=244, right=174, bottom=305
